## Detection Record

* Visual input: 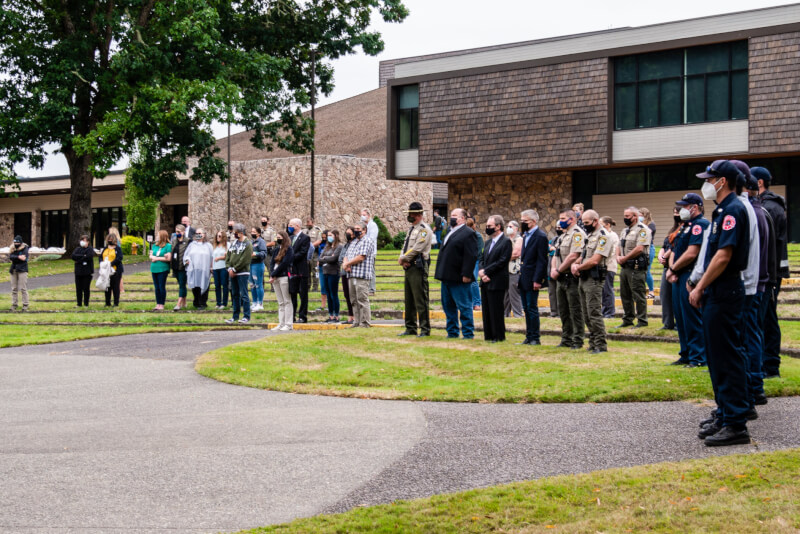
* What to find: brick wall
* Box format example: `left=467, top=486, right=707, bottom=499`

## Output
left=447, top=171, right=572, bottom=236
left=749, top=32, right=800, bottom=153
left=418, top=58, right=608, bottom=177
left=0, top=213, right=13, bottom=248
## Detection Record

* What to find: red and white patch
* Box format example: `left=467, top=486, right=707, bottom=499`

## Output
left=722, top=215, right=736, bottom=231
left=692, top=225, right=703, bottom=236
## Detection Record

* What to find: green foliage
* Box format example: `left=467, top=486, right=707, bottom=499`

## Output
left=0, top=0, right=409, bottom=246
left=120, top=235, right=145, bottom=256
left=123, top=172, right=160, bottom=234
left=392, top=231, right=406, bottom=249
left=32, top=254, right=62, bottom=262
left=372, top=216, right=392, bottom=248
left=0, top=163, right=19, bottom=197
left=381, top=243, right=396, bottom=251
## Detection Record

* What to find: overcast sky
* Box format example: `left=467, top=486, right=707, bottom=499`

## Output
left=15, top=0, right=796, bottom=178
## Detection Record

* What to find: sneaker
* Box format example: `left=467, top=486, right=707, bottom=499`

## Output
left=698, top=421, right=721, bottom=439
left=224, top=318, right=235, bottom=324
left=270, top=325, right=282, bottom=331
left=238, top=318, right=249, bottom=324
left=173, top=305, right=182, bottom=311
left=279, top=325, right=293, bottom=331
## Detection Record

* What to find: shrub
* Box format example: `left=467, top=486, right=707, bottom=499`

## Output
left=32, top=254, right=62, bottom=262
left=120, top=235, right=144, bottom=255
left=382, top=243, right=396, bottom=251
left=373, top=216, right=392, bottom=248
left=392, top=231, right=407, bottom=250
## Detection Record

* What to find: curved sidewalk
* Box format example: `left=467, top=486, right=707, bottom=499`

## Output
left=1, top=331, right=798, bottom=534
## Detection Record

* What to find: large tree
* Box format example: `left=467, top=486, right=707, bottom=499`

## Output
left=0, top=0, right=407, bottom=250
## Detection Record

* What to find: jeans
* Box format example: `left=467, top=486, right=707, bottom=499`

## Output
left=250, top=262, right=265, bottom=304
left=319, top=265, right=328, bottom=296
left=520, top=288, right=540, bottom=343
left=645, top=244, right=655, bottom=292
left=323, top=273, right=340, bottom=316
left=601, top=271, right=616, bottom=317
left=152, top=271, right=168, bottom=305
left=471, top=261, right=481, bottom=307
left=175, top=270, right=187, bottom=298
left=441, top=282, right=474, bottom=338
left=212, top=268, right=229, bottom=306
left=230, top=274, right=250, bottom=320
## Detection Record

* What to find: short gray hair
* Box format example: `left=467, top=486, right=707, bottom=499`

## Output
left=289, top=218, right=302, bottom=227
left=624, top=206, right=639, bottom=216
left=233, top=223, right=246, bottom=234
left=521, top=209, right=539, bottom=224
left=489, top=214, right=505, bottom=228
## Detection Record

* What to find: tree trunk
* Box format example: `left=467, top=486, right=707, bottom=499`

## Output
left=65, top=152, right=94, bottom=256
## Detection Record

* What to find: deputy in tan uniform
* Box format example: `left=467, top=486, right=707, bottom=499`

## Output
left=617, top=206, right=652, bottom=328
left=550, top=209, right=586, bottom=349
left=571, top=210, right=610, bottom=353
left=397, top=202, right=433, bottom=337
left=261, top=216, right=277, bottom=278
left=302, top=217, right=323, bottom=292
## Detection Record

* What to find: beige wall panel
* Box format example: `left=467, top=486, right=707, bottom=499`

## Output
left=395, top=150, right=419, bottom=178
left=0, top=185, right=187, bottom=214
left=593, top=186, right=786, bottom=248
left=612, top=121, right=749, bottom=162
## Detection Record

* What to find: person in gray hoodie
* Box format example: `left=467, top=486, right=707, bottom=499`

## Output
left=9, top=235, right=29, bottom=311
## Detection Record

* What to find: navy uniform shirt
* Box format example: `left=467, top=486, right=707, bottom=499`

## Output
left=703, top=193, right=750, bottom=284
left=672, top=216, right=710, bottom=274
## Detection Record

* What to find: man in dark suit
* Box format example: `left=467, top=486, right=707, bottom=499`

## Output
left=478, top=215, right=513, bottom=342
left=181, top=216, right=196, bottom=240
left=434, top=208, right=479, bottom=339
left=288, top=217, right=310, bottom=323
left=517, top=209, right=549, bottom=345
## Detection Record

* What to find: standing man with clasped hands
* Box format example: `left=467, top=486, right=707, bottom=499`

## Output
left=434, top=208, right=479, bottom=339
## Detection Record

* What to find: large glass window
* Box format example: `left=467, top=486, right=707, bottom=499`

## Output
left=614, top=41, right=748, bottom=130
left=397, top=85, right=419, bottom=150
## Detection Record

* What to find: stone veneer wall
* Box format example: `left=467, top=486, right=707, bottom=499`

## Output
left=447, top=171, right=572, bottom=236
left=189, top=155, right=433, bottom=236
left=0, top=213, right=13, bottom=247
left=750, top=32, right=800, bottom=153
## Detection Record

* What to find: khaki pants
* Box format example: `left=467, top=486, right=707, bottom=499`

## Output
left=10, top=271, right=29, bottom=310
left=349, top=277, right=372, bottom=327
left=580, top=277, right=607, bottom=351
left=273, top=276, right=293, bottom=327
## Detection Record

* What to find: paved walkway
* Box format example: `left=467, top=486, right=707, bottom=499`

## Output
left=0, top=261, right=152, bottom=294
left=1, top=331, right=799, bottom=534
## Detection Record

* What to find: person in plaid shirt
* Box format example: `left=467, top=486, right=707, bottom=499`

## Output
left=342, top=221, right=376, bottom=327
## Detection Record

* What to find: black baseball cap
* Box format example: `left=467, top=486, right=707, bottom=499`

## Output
left=676, top=193, right=703, bottom=207
left=13, top=235, right=23, bottom=243
left=696, top=160, right=743, bottom=182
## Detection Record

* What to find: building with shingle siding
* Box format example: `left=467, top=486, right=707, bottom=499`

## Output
left=382, top=4, right=799, bottom=240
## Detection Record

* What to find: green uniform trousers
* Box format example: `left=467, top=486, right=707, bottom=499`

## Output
left=404, top=264, right=430, bottom=335
left=619, top=267, right=648, bottom=326
left=556, top=275, right=584, bottom=347
left=579, top=277, right=607, bottom=351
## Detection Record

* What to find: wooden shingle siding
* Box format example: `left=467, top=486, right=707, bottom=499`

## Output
left=418, top=58, right=608, bottom=178
left=749, top=32, right=800, bottom=153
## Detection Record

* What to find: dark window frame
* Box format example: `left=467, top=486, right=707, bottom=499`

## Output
left=396, top=85, right=419, bottom=151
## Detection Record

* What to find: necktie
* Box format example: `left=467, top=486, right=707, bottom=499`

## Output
left=402, top=227, right=413, bottom=254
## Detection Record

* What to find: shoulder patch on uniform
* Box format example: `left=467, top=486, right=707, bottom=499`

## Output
left=573, top=234, right=582, bottom=243
left=639, top=229, right=647, bottom=238
left=599, top=237, right=607, bottom=246
left=692, top=225, right=702, bottom=236
left=722, top=215, right=736, bottom=231
left=420, top=230, right=427, bottom=238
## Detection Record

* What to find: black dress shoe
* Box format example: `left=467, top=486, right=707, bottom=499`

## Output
left=684, top=363, right=700, bottom=368
left=745, top=407, right=758, bottom=421
left=417, top=333, right=430, bottom=338
left=590, top=348, right=608, bottom=354
left=698, top=421, right=722, bottom=439
left=528, top=340, right=541, bottom=346
left=556, top=342, right=571, bottom=348
left=754, top=393, right=768, bottom=406
left=699, top=410, right=718, bottom=427
left=397, top=331, right=417, bottom=337
left=617, top=323, right=634, bottom=328
left=633, top=323, right=647, bottom=329
left=516, top=340, right=531, bottom=345
left=764, top=372, right=781, bottom=379
left=670, top=359, right=688, bottom=366
left=704, top=426, right=750, bottom=447
left=296, top=318, right=307, bottom=324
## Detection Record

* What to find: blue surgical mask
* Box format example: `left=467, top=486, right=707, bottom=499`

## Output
left=638, top=216, right=645, bottom=223
left=327, top=235, right=334, bottom=243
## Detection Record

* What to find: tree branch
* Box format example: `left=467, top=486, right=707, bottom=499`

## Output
left=59, top=0, right=76, bottom=34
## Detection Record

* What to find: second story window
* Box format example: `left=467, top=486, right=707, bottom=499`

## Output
left=614, top=41, right=748, bottom=130
left=397, top=85, right=419, bottom=150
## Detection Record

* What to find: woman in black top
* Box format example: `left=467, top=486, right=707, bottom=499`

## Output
left=269, top=230, right=294, bottom=331
left=71, top=233, right=95, bottom=307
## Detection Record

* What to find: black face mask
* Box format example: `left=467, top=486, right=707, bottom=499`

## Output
left=276, top=239, right=283, bottom=245
left=623, top=217, right=634, bottom=227
left=555, top=227, right=563, bottom=236
left=261, top=221, right=267, bottom=227
left=485, top=226, right=496, bottom=236
left=346, top=234, right=353, bottom=242
left=673, top=215, right=682, bottom=224
left=251, top=234, right=257, bottom=239
left=407, top=215, right=416, bottom=223
left=584, top=223, right=595, bottom=233
left=353, top=230, right=362, bottom=238
left=520, top=222, right=530, bottom=233
left=228, top=225, right=233, bottom=231
left=449, top=217, right=458, bottom=227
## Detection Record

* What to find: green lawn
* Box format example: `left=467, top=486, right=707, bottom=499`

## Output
left=196, top=328, right=800, bottom=403
left=241, top=449, right=800, bottom=533
left=0, top=324, right=206, bottom=347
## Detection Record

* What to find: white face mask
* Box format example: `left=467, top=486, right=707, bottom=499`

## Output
left=701, top=179, right=724, bottom=201
left=506, top=227, right=514, bottom=235
left=80, top=240, right=88, bottom=248
left=679, top=208, right=692, bottom=221
left=360, top=215, right=368, bottom=222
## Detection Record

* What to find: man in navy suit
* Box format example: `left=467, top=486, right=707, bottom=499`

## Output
left=517, top=209, right=549, bottom=345
left=434, top=208, right=479, bottom=338
left=478, top=215, right=513, bottom=342
left=288, top=217, right=310, bottom=323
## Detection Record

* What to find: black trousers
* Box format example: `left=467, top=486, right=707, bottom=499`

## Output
left=601, top=271, right=615, bottom=317
left=289, top=275, right=309, bottom=321
left=762, top=280, right=782, bottom=374
left=341, top=275, right=354, bottom=317
left=105, top=273, right=121, bottom=306
left=191, top=287, right=209, bottom=308
left=75, top=274, right=92, bottom=306
left=480, top=286, right=506, bottom=341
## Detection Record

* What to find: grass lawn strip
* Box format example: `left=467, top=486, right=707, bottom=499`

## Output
left=195, top=328, right=800, bottom=403
left=240, top=449, right=800, bottom=533
left=0, top=325, right=206, bottom=347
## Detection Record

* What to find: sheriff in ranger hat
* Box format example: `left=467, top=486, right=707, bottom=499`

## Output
left=398, top=201, right=433, bottom=337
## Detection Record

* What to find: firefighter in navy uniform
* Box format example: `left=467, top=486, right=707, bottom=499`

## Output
left=666, top=193, right=709, bottom=368
left=397, top=202, right=433, bottom=337
left=690, top=160, right=752, bottom=447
